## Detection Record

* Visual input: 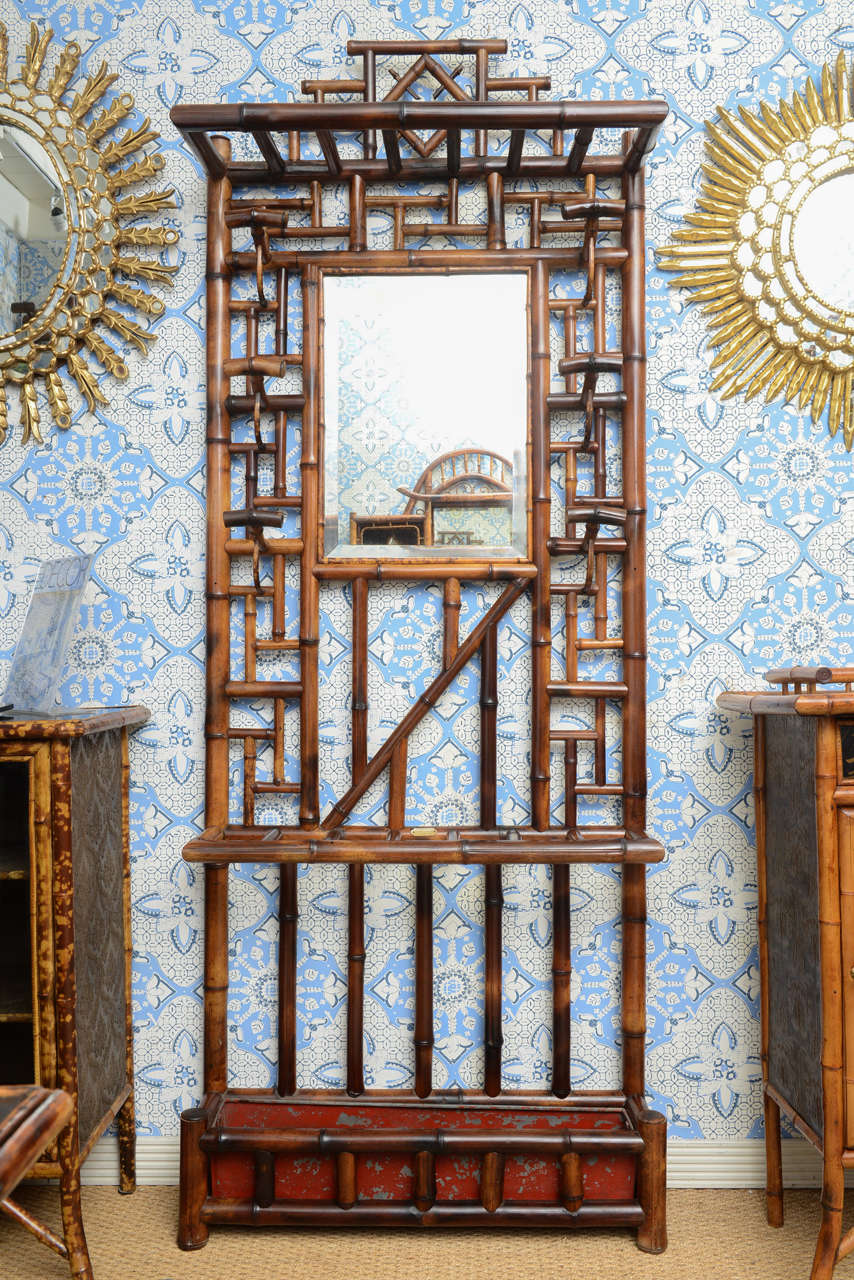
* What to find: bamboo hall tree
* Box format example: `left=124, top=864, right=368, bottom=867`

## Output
left=172, top=37, right=668, bottom=1252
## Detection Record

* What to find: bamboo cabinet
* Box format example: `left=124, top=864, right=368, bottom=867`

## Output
left=718, top=667, right=854, bottom=1280
left=173, top=37, right=668, bottom=1253
left=0, top=707, right=148, bottom=1280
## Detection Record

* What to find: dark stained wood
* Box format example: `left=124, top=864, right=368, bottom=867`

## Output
left=277, top=863, right=298, bottom=1096
left=178, top=1107, right=210, bottom=1250
left=177, top=39, right=664, bottom=1251
left=559, top=1150, right=583, bottom=1213
left=717, top=672, right=854, bottom=1278
left=415, top=862, right=434, bottom=1100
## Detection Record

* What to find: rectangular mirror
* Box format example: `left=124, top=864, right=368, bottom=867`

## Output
left=322, top=272, right=529, bottom=560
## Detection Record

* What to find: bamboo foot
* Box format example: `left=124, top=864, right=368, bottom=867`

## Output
left=116, top=1092, right=136, bottom=1196
left=178, top=1107, right=211, bottom=1251
left=811, top=1201, right=843, bottom=1280
left=635, top=1107, right=667, bottom=1254
left=59, top=1165, right=93, bottom=1280
left=763, top=1092, right=783, bottom=1227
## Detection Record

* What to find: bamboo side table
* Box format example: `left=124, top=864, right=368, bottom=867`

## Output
left=718, top=666, right=854, bottom=1280
left=0, top=707, right=148, bottom=1280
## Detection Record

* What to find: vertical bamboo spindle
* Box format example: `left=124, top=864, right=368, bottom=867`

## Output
left=347, top=576, right=368, bottom=1096
left=414, top=1149, right=436, bottom=1212
left=443, top=578, right=461, bottom=665
left=389, top=738, right=408, bottom=830
left=118, top=727, right=136, bottom=1194
left=254, top=1150, right=274, bottom=1208
left=346, top=858, right=365, bottom=1096
left=277, top=858, right=298, bottom=1095
left=560, top=1150, right=583, bottom=1212
left=204, top=134, right=233, bottom=1095
left=482, top=625, right=502, bottom=1096
left=486, top=172, right=506, bottom=251
left=336, top=1151, right=357, bottom=1209
left=300, top=264, right=321, bottom=825
left=349, top=173, right=367, bottom=252
left=480, top=1151, right=505, bottom=1213
left=620, top=163, right=648, bottom=1105
left=414, top=861, right=433, bottom=1099
left=50, top=738, right=90, bottom=1277
left=552, top=854, right=572, bottom=1098
left=352, top=578, right=369, bottom=779
left=812, top=717, right=845, bottom=1277
left=531, top=259, right=551, bottom=830
left=754, top=715, right=783, bottom=1228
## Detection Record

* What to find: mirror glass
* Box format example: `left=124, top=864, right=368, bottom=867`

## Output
left=793, top=172, right=854, bottom=312
left=0, top=125, right=67, bottom=333
left=323, top=273, right=529, bottom=559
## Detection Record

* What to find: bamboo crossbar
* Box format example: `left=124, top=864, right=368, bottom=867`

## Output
left=183, top=827, right=664, bottom=864
left=199, top=1200, right=646, bottom=1228
left=200, top=1127, right=644, bottom=1155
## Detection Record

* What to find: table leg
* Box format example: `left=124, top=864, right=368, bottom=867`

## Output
left=764, top=1092, right=783, bottom=1227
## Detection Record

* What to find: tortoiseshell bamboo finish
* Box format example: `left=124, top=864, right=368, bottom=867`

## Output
left=174, top=37, right=667, bottom=1253
left=0, top=708, right=148, bottom=1280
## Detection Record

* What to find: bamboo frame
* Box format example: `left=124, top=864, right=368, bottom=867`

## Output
left=174, top=37, right=666, bottom=1251
left=719, top=669, right=854, bottom=1279
left=0, top=710, right=146, bottom=1280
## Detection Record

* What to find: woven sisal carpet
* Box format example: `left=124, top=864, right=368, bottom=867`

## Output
left=0, top=1187, right=849, bottom=1279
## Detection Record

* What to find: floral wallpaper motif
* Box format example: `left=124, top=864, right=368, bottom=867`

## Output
left=0, top=0, right=852, bottom=1148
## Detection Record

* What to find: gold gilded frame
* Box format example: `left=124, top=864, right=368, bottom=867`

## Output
left=0, top=22, right=177, bottom=444
left=659, top=52, right=854, bottom=447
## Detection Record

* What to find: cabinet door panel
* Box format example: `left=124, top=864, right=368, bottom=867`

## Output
left=70, top=730, right=127, bottom=1148
left=764, top=714, right=823, bottom=1138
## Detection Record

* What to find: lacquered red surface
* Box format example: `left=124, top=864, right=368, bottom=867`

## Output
left=209, top=1100, right=637, bottom=1204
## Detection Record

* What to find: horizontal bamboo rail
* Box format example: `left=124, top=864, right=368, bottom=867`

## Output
left=183, top=827, right=664, bottom=864
left=201, top=1127, right=644, bottom=1155
left=199, top=1200, right=646, bottom=1228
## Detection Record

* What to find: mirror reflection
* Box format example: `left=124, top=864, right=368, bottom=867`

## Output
left=0, top=125, right=66, bottom=333
left=792, top=171, right=854, bottom=313
left=323, top=273, right=529, bottom=559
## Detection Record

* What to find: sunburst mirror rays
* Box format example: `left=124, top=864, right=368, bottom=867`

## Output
left=0, top=21, right=178, bottom=445
left=658, top=52, right=854, bottom=448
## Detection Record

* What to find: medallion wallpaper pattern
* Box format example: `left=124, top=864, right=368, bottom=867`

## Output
left=1, top=0, right=853, bottom=1147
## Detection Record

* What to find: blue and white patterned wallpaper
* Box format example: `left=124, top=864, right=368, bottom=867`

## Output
left=1, top=0, right=854, bottom=1145
left=0, top=219, right=64, bottom=332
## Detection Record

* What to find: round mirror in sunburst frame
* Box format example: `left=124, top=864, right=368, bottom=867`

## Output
left=658, top=52, right=854, bottom=448
left=0, top=22, right=178, bottom=445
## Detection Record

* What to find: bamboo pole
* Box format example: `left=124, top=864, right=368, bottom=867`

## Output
left=754, top=715, right=783, bottom=1228
left=203, top=134, right=233, bottom=1098
left=619, top=161, right=648, bottom=1105
left=530, top=258, right=551, bottom=829
left=811, top=717, right=845, bottom=1278
left=482, top=624, right=502, bottom=1096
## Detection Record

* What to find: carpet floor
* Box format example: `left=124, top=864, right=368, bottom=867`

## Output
left=1, top=1187, right=850, bottom=1279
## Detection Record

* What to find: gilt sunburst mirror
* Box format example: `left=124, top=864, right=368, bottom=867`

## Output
left=659, top=52, right=854, bottom=447
left=0, top=21, right=177, bottom=444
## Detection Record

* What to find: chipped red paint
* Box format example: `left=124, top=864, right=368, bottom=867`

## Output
left=209, top=1101, right=636, bottom=1205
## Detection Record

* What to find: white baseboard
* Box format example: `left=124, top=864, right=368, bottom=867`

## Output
left=78, top=1136, right=846, bottom=1190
